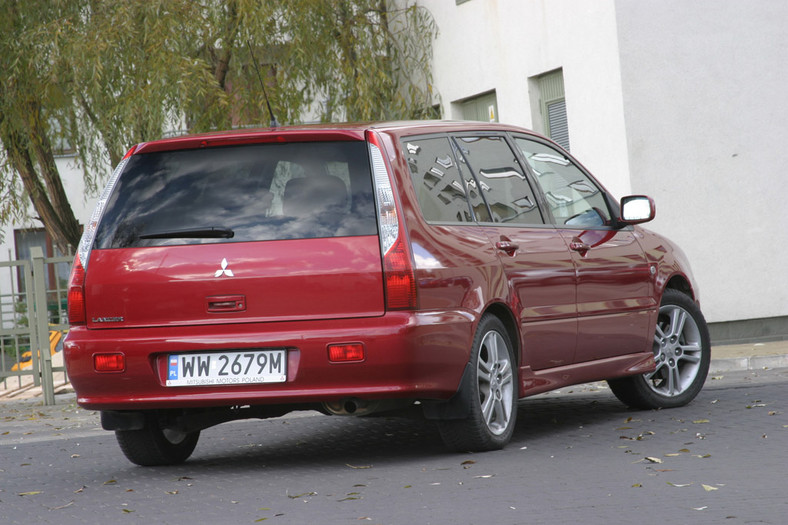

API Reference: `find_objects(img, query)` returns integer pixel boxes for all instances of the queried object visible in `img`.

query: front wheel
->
[609,289,710,409]
[115,413,200,466]
[438,315,518,452]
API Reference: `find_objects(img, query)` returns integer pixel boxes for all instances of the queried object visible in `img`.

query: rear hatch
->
[84,138,384,329]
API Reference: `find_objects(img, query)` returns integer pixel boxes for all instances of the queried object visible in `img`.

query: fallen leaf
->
[474,475,494,479]
[666,482,692,487]
[632,483,642,488]
[103,479,117,485]
[287,492,317,499]
[644,457,663,464]
[665,453,680,457]
[346,464,372,469]
[678,448,691,453]
[461,460,476,466]
[693,419,710,424]
[768,411,777,416]
[121,509,134,514]
[702,484,719,492]
[74,486,86,494]
[18,491,42,496]
[693,506,708,511]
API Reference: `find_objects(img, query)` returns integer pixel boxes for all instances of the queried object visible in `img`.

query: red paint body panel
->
[84,237,384,329]
[65,310,473,410]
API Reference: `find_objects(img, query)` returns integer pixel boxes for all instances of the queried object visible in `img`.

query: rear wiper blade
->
[138,227,235,239]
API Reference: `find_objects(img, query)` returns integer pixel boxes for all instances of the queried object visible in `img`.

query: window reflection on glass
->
[404,137,473,223]
[514,137,610,227]
[454,136,543,225]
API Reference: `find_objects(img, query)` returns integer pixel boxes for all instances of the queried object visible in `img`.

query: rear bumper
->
[64,310,474,411]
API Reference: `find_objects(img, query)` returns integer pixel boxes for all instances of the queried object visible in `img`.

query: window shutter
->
[538,70,570,151]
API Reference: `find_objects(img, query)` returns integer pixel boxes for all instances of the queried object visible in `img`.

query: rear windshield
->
[94,141,377,249]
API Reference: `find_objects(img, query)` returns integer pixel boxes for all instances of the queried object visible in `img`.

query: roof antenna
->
[246,40,279,128]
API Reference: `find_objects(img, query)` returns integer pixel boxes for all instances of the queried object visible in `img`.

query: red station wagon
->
[64,121,710,465]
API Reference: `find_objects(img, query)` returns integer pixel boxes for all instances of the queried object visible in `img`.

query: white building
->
[2,0,786,344]
[416,0,788,343]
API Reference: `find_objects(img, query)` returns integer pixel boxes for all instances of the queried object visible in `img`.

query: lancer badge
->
[215,258,234,277]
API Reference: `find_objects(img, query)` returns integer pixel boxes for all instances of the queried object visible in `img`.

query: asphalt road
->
[1,368,786,525]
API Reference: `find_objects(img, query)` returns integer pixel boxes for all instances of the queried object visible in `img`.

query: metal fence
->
[0,247,72,405]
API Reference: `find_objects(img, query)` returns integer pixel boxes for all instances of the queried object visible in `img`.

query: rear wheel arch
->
[481,302,521,369]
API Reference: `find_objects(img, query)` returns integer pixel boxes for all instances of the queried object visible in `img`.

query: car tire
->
[608,289,710,409]
[115,413,200,466]
[438,315,518,452]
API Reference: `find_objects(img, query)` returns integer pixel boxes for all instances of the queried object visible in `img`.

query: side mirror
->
[619,195,655,225]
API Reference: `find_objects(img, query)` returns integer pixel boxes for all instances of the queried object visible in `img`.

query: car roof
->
[130,121,542,155]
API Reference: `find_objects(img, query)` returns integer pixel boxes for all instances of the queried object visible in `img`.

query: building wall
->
[418,0,788,332]
[614,0,788,324]
[423,0,633,197]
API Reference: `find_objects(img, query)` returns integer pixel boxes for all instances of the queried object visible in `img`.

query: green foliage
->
[0,0,438,251]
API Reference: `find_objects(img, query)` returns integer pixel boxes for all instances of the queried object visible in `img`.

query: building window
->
[13,229,70,292]
[459,91,498,122]
[535,69,570,151]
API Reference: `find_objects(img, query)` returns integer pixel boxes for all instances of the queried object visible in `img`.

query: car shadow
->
[171,390,636,472]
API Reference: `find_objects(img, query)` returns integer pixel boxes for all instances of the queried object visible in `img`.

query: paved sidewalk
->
[2,340,787,403]
[709,339,788,372]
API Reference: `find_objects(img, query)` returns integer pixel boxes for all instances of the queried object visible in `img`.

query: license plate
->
[166,349,286,387]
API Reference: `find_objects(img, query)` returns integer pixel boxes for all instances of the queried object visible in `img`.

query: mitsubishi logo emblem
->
[214,258,234,277]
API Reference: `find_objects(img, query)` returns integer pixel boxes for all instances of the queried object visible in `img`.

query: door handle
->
[569,241,590,254]
[495,241,519,256]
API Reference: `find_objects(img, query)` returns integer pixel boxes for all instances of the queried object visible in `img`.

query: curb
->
[709,354,788,374]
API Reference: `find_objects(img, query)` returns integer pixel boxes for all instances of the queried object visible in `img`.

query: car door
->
[452,134,578,371]
[512,136,655,362]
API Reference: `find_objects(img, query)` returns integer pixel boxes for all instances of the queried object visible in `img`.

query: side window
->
[454,136,544,225]
[514,137,611,227]
[403,137,473,223]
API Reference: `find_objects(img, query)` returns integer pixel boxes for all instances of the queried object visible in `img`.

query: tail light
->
[67,255,86,325]
[367,134,417,310]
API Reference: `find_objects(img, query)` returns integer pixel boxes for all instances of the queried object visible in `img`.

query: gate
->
[0,247,72,405]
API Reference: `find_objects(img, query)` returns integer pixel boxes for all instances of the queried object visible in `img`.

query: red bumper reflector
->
[94,353,125,372]
[328,344,365,363]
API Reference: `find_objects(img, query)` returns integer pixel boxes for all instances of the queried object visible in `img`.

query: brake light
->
[367,135,417,310]
[67,255,86,325]
[383,237,417,309]
[328,343,365,362]
[94,353,125,372]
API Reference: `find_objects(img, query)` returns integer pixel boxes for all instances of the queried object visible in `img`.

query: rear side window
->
[403,137,473,223]
[94,141,377,248]
[454,136,544,225]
